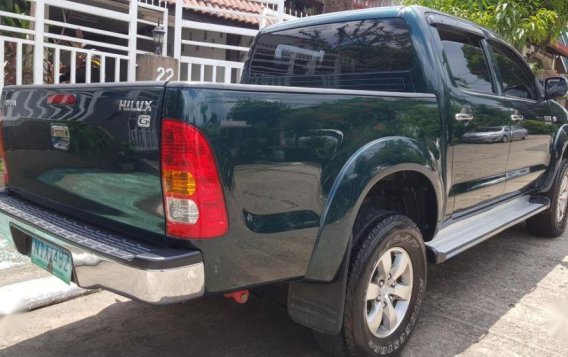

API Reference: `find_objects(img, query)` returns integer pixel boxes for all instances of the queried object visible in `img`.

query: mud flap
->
[287,240,350,335]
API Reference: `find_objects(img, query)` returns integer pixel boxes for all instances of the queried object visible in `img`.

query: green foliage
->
[521,119,557,135]
[405,0,568,50]
[0,0,30,38]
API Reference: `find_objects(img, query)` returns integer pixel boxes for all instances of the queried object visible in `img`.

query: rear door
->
[487,40,553,194]
[432,25,512,214]
[1,84,166,242]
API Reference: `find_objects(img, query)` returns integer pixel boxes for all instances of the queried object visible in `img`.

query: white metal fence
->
[180,56,245,83]
[173,0,306,85]
[1,0,301,92]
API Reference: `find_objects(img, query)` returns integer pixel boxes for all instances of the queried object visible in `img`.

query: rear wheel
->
[527,159,568,237]
[313,211,427,357]
[501,135,509,143]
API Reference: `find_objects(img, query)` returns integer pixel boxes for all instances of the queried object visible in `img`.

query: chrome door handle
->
[455,113,474,121]
[511,114,524,121]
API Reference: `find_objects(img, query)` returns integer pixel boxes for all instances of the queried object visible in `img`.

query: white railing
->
[137,0,169,56]
[1,37,127,88]
[284,6,308,19]
[0,9,35,37]
[175,7,257,83]
[137,0,167,8]
[1,0,306,91]
[43,0,136,81]
[0,37,35,88]
[44,43,129,84]
[180,56,244,84]
[1,0,137,90]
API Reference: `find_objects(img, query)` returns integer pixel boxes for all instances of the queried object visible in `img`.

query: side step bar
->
[427,195,550,264]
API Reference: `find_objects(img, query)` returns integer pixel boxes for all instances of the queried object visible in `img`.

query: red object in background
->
[547,42,568,59]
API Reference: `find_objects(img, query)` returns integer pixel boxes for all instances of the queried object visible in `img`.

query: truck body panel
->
[163,83,441,290]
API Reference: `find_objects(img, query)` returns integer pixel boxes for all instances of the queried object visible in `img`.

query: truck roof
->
[263,6,406,34]
[262,5,499,41]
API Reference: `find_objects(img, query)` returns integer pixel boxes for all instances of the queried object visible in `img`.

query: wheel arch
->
[539,124,568,193]
[304,136,444,282]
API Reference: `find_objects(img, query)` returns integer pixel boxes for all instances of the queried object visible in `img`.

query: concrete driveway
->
[1,223,567,356]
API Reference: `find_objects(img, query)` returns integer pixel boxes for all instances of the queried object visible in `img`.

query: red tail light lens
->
[161,119,228,239]
[47,94,77,105]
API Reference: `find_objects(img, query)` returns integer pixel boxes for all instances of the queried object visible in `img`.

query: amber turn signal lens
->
[164,170,196,196]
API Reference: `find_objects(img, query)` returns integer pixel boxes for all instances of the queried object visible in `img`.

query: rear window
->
[244,18,416,91]
[437,27,495,94]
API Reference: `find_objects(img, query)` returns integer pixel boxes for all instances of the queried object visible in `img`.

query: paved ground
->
[0,264,48,289]
[0,239,28,271]
[1,223,567,356]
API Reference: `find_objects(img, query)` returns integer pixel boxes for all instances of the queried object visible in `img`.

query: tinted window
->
[437,28,495,94]
[490,42,537,100]
[245,18,415,91]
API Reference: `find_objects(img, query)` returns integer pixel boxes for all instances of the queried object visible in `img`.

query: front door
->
[487,40,553,194]
[433,25,511,214]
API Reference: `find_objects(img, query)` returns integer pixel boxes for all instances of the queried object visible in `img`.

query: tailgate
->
[1,83,166,243]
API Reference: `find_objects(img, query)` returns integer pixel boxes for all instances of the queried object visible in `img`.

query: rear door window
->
[437,27,495,94]
[245,18,416,91]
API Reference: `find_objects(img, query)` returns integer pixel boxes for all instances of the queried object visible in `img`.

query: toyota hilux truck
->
[1,6,568,357]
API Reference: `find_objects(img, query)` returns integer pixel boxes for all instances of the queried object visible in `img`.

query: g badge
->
[137,115,151,128]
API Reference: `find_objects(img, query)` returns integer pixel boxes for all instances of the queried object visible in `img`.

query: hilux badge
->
[118,100,152,112]
[50,124,70,151]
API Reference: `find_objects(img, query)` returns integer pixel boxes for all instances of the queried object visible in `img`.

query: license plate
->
[31,238,73,284]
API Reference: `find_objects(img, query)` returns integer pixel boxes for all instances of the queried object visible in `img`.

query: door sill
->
[427,195,550,263]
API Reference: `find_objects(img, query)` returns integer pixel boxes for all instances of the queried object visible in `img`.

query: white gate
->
[1,0,166,91]
[1,0,305,91]
[175,0,303,84]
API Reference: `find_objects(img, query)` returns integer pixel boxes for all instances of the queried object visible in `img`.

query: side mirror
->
[544,76,568,100]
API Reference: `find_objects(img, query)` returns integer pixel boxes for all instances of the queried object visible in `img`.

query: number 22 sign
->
[156,67,174,81]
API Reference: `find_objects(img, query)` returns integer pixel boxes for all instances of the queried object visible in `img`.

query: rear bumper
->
[0,190,204,304]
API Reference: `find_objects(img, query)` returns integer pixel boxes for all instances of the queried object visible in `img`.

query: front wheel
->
[314,211,427,357]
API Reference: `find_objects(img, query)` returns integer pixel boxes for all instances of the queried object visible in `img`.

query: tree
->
[405,0,568,58]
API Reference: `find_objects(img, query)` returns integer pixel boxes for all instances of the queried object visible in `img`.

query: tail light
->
[47,94,77,106]
[161,119,228,239]
[0,115,8,185]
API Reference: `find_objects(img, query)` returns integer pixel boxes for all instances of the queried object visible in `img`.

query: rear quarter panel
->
[165,84,442,292]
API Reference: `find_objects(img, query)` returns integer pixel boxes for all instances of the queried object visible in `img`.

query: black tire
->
[501,135,509,143]
[527,159,568,237]
[313,210,427,357]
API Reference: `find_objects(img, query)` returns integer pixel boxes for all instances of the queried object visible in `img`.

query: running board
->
[426,195,550,264]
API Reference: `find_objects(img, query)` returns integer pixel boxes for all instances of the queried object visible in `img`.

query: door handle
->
[455,113,474,121]
[511,114,524,121]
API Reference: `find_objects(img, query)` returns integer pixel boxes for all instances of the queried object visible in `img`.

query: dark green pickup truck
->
[1,6,568,356]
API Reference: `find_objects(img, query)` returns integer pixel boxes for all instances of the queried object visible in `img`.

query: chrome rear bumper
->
[0,191,204,304]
